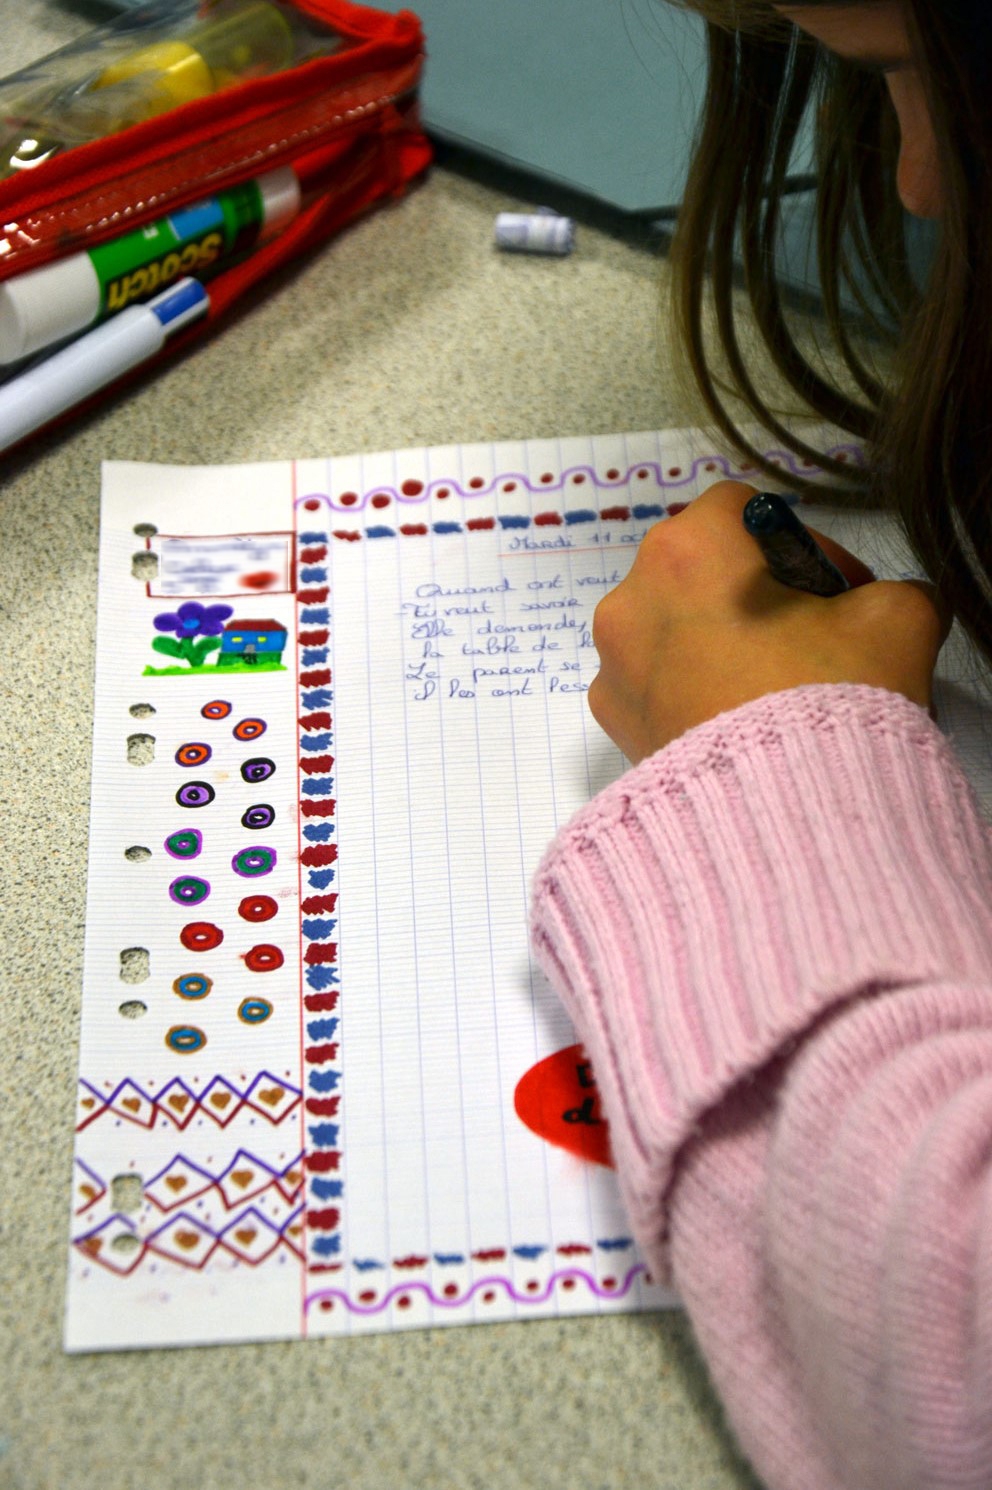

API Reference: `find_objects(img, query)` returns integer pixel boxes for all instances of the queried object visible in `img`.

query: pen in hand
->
[742,490,851,597]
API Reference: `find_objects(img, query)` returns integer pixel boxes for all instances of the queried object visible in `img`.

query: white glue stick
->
[0,167,299,364]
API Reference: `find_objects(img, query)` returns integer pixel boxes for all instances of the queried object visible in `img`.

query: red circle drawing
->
[239,894,278,923]
[201,700,232,720]
[180,921,224,952]
[233,717,267,742]
[243,943,284,972]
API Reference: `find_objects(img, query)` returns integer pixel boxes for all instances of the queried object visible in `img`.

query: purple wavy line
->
[295,446,864,513]
[305,1263,647,1315]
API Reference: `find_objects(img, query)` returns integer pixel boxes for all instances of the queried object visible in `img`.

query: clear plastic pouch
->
[0,0,430,441]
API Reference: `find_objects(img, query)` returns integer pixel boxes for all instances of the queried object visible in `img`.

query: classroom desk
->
[2,6,765,1488]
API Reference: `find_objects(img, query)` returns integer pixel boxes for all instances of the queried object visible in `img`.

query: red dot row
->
[316,1274,618,1311]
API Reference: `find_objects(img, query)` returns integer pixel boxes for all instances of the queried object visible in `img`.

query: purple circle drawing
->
[241,803,275,831]
[176,781,215,809]
[240,757,275,784]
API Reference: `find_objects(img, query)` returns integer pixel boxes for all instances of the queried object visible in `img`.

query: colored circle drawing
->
[175,741,212,767]
[233,717,267,741]
[172,973,213,1000]
[232,845,277,878]
[239,894,278,923]
[238,997,273,1025]
[243,943,284,973]
[165,828,203,859]
[201,700,232,720]
[166,1024,207,1054]
[176,781,215,809]
[169,875,211,907]
[179,921,224,952]
[240,756,275,784]
[241,803,275,831]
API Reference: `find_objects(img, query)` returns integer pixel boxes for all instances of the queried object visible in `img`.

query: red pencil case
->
[0,0,430,425]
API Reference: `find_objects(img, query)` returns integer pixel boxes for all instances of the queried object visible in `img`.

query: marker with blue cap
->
[0,276,209,454]
[742,490,851,597]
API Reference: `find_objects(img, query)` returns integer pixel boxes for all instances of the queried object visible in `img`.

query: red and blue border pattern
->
[294,524,343,1271]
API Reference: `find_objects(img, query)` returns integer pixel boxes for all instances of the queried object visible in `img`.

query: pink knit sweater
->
[530,685,992,1490]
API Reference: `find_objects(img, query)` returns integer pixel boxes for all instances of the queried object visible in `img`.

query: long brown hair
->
[669,0,992,659]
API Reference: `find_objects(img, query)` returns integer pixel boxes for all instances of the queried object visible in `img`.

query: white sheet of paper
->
[66,427,992,1351]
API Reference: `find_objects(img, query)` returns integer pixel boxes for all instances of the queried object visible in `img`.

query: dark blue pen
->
[742,490,850,597]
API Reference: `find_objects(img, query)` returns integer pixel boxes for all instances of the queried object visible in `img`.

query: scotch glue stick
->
[0,166,300,364]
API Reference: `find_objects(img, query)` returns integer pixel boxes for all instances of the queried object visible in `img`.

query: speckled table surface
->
[2,6,763,1489]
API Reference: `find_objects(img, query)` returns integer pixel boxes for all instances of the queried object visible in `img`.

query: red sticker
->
[513,1043,612,1168]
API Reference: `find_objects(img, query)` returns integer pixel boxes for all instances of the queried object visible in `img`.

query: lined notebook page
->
[67,427,991,1351]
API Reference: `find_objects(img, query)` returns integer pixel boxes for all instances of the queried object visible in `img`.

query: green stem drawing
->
[151,635,222,668]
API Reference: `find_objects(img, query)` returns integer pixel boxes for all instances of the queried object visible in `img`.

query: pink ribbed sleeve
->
[529,685,992,1490]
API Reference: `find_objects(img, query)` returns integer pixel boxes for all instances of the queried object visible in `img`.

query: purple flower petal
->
[153,612,181,632]
[199,603,235,637]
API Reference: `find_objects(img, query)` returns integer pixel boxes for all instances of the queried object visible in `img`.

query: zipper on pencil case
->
[0,53,424,280]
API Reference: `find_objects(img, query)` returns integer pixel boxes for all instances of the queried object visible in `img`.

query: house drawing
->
[217,619,288,666]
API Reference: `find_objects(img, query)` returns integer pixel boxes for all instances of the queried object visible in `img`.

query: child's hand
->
[588,481,947,763]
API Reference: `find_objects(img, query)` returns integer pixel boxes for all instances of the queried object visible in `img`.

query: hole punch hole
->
[133,523,157,538]
[119,948,150,984]
[110,1173,144,1213]
[129,703,156,719]
[110,1233,141,1256]
[124,845,151,862]
[131,551,159,582]
[118,1000,147,1019]
[127,733,155,766]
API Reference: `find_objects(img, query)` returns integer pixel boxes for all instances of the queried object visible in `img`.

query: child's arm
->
[531,683,992,1490]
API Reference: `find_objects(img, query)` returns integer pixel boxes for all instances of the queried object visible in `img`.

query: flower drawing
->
[151,602,234,668]
[154,602,234,638]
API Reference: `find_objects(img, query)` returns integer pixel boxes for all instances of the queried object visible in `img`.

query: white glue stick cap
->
[258,166,302,239]
[0,252,100,365]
